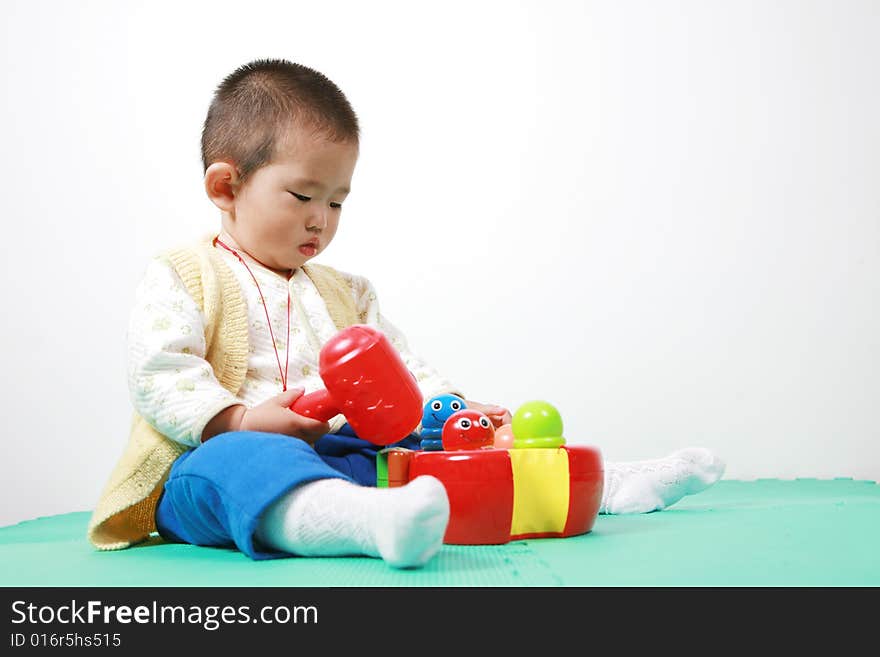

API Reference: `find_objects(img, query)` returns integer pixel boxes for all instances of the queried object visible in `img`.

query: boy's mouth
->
[299,240,319,257]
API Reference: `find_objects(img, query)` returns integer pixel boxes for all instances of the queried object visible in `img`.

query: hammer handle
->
[290,389,339,422]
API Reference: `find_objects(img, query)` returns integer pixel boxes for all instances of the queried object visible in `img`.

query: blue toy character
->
[420,394,467,451]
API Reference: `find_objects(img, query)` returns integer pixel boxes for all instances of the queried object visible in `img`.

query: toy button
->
[511,400,566,449]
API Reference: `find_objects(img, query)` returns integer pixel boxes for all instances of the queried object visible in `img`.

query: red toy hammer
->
[289,325,423,445]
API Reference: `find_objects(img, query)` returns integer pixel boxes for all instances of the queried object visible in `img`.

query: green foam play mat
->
[2,479,878,586]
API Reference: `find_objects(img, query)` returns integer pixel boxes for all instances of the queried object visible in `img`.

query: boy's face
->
[211,123,359,273]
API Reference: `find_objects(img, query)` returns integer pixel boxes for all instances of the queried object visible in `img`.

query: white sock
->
[254,475,450,569]
[600,447,726,514]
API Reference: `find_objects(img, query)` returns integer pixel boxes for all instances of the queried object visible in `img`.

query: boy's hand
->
[463,400,512,428]
[241,388,332,444]
[203,388,331,445]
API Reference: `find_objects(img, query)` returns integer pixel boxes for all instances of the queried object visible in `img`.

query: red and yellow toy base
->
[378,446,604,545]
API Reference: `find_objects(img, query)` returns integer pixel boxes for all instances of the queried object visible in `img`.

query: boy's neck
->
[215,230,294,280]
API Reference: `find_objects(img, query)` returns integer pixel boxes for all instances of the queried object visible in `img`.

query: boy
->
[88,59,724,569]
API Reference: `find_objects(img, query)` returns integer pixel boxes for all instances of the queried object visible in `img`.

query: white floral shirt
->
[127,246,461,447]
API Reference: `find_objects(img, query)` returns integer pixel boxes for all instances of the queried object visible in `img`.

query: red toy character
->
[441,409,495,451]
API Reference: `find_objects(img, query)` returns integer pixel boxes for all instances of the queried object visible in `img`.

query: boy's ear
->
[204,161,240,212]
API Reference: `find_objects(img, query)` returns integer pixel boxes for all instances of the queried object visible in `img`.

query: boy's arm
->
[127,257,244,447]
[201,403,246,440]
[129,259,333,445]
[201,388,331,445]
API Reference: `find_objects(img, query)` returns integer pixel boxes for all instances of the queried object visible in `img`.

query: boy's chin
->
[261,256,303,274]
[283,261,305,273]
[286,255,314,271]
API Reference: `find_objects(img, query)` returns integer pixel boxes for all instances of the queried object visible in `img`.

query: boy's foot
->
[256,475,449,569]
[600,447,725,514]
[369,475,450,567]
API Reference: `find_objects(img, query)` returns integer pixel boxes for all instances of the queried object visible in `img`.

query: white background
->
[1,0,877,527]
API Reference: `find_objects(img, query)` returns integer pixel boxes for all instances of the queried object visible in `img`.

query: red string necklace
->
[213,235,291,392]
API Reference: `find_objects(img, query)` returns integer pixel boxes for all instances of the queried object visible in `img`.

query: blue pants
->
[155,425,420,560]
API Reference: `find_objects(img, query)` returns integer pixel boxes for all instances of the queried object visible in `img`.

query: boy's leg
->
[155,431,448,568]
[600,447,726,514]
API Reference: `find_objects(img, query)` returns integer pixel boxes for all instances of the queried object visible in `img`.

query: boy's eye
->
[291,192,342,209]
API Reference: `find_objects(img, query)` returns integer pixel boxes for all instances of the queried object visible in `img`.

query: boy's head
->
[201,59,359,273]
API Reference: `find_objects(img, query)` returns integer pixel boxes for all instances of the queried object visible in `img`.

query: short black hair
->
[200,58,359,184]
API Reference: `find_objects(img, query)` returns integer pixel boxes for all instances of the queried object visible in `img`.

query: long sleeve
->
[347,274,464,403]
[126,257,243,447]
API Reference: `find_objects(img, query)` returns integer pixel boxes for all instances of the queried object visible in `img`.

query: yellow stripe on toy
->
[509,448,570,536]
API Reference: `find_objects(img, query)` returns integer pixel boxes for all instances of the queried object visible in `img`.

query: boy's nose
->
[307,210,328,231]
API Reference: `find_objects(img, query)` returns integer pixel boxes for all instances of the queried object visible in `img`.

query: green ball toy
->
[511,400,566,449]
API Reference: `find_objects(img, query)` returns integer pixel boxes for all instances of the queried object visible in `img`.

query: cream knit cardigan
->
[87,238,361,550]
